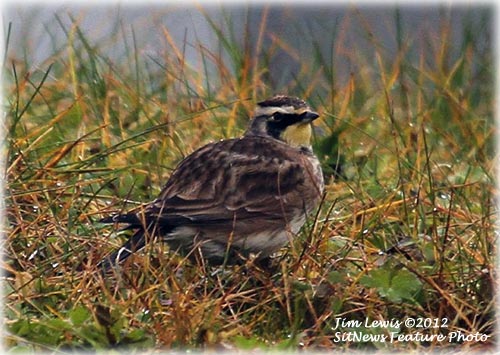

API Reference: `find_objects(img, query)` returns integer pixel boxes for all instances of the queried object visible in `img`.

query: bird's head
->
[246,95,320,148]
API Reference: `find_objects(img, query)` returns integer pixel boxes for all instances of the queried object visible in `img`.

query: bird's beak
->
[301,111,320,123]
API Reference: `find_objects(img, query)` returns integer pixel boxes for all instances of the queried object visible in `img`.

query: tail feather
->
[99,213,142,225]
[98,211,182,272]
[98,228,148,271]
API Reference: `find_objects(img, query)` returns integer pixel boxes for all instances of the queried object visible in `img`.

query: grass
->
[4,5,496,353]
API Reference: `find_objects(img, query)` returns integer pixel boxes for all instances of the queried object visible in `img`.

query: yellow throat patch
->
[281,123,312,148]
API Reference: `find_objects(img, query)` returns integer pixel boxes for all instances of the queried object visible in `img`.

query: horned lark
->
[99,95,324,269]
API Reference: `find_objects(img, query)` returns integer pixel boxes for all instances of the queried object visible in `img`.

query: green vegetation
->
[4,6,495,352]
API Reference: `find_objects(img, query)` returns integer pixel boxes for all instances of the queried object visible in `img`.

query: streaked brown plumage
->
[99,95,324,269]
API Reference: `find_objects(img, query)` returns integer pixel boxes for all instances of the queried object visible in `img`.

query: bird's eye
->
[271,113,284,122]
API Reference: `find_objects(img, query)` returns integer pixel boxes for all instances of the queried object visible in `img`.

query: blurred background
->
[4,4,491,88]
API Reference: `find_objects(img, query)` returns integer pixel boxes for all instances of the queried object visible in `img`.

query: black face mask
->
[266,112,315,140]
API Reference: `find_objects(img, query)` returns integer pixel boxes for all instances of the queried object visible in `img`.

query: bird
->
[99,95,324,270]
